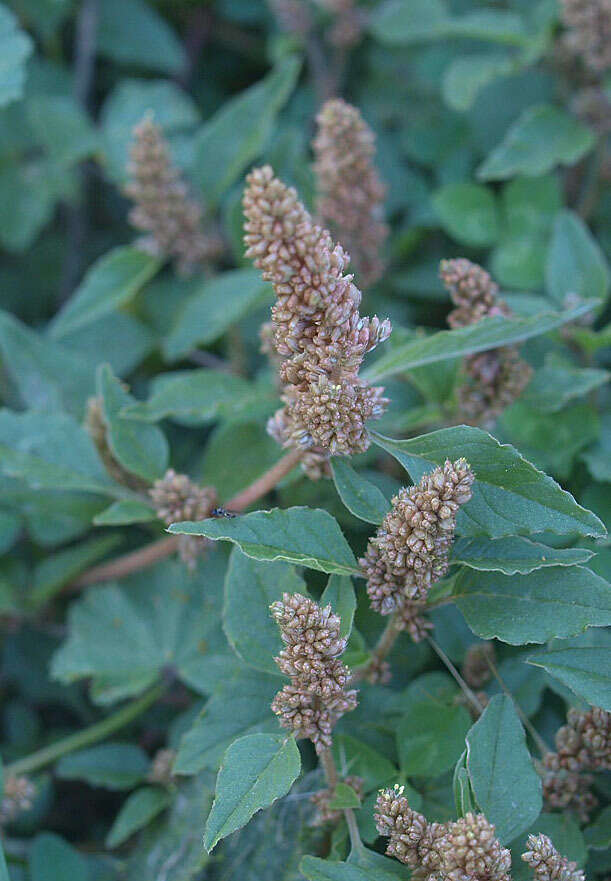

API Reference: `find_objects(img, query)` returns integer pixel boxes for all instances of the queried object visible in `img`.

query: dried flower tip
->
[125,115,223,274]
[0,775,36,825]
[440,258,506,328]
[463,642,496,688]
[310,775,364,825]
[149,469,217,569]
[147,748,176,786]
[314,98,387,285]
[362,459,474,621]
[522,833,585,881]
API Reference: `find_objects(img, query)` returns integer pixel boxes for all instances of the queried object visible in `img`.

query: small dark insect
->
[211,507,238,518]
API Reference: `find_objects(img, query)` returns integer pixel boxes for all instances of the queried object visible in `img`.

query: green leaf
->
[192,56,300,204]
[97,364,169,482]
[0,4,33,108]
[106,786,171,848]
[302,855,407,881]
[170,507,359,575]
[369,0,451,44]
[0,409,122,498]
[372,427,605,539]
[363,301,594,382]
[453,751,477,817]
[223,549,305,674]
[31,534,123,607]
[331,459,389,525]
[50,247,161,339]
[477,105,595,180]
[321,574,356,639]
[331,734,396,791]
[200,421,284,499]
[93,498,156,526]
[327,782,361,810]
[443,53,514,111]
[0,309,96,417]
[60,311,155,378]
[164,269,272,361]
[56,742,150,790]
[398,699,471,776]
[122,369,256,424]
[452,536,593,575]
[97,0,186,74]
[29,833,89,881]
[466,695,542,842]
[432,182,499,247]
[453,566,611,644]
[26,95,98,168]
[527,647,611,711]
[522,355,609,414]
[584,805,611,850]
[546,210,610,306]
[100,78,200,184]
[174,669,280,774]
[51,554,228,703]
[204,732,301,852]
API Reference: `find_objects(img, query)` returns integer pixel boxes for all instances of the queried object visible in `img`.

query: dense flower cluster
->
[560,0,611,74]
[522,834,585,881]
[375,786,511,881]
[310,774,364,825]
[0,776,36,825]
[243,165,391,472]
[149,469,217,569]
[86,396,147,492]
[313,98,387,286]
[270,593,357,753]
[125,116,223,275]
[540,706,610,822]
[361,459,474,640]
[440,259,532,425]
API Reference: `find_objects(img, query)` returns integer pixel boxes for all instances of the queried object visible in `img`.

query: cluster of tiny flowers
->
[375,786,512,881]
[243,165,391,469]
[360,460,474,640]
[125,116,223,275]
[462,642,495,689]
[147,748,176,786]
[522,834,585,881]
[0,775,36,825]
[310,775,364,825]
[572,86,611,135]
[86,397,147,492]
[440,259,532,425]
[559,0,611,74]
[270,593,357,753]
[540,706,610,822]
[149,469,217,569]
[313,98,387,286]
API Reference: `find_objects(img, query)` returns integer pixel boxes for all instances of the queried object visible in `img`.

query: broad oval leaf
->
[50,247,161,339]
[0,4,33,108]
[453,566,611,645]
[331,458,389,524]
[452,536,593,575]
[546,210,610,306]
[56,743,150,790]
[372,427,605,539]
[203,732,301,852]
[30,833,88,881]
[432,182,499,247]
[302,855,408,881]
[169,507,359,575]
[369,0,450,44]
[223,549,305,674]
[363,301,594,382]
[321,574,356,639]
[466,695,542,842]
[527,647,611,711]
[477,105,594,181]
[106,786,171,848]
[164,269,272,361]
[97,0,186,74]
[93,498,156,526]
[398,700,471,776]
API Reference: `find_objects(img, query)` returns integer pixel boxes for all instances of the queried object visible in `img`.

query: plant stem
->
[69,449,303,590]
[319,748,363,854]
[426,636,484,716]
[353,613,401,683]
[6,682,165,777]
[484,655,550,757]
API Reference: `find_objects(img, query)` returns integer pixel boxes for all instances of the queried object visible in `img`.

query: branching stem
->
[484,654,550,757]
[426,636,484,715]
[353,612,401,683]
[319,748,363,854]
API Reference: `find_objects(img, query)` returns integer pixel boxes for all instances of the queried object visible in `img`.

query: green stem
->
[6,682,165,777]
[485,655,549,757]
[427,636,484,716]
[319,748,364,854]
